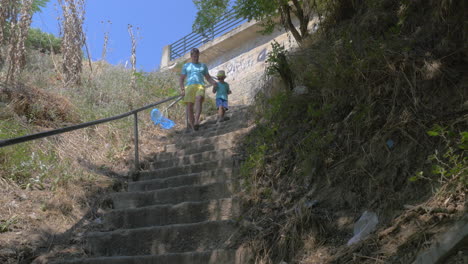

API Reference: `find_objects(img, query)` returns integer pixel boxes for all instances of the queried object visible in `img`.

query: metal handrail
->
[169,9,246,60]
[0,95,182,176]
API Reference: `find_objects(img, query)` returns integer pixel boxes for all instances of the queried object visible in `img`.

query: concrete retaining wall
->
[160,18,318,105]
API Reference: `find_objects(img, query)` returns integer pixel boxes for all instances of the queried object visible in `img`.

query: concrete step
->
[168,117,246,140]
[151,141,236,161]
[85,220,237,257]
[186,122,250,139]
[58,249,250,264]
[130,168,238,192]
[194,116,249,132]
[165,106,251,138]
[151,149,234,170]
[139,158,238,180]
[203,105,250,122]
[111,182,237,209]
[190,107,251,130]
[104,198,241,229]
[163,125,254,152]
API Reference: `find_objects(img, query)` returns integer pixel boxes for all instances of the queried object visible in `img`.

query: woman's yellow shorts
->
[183,84,205,104]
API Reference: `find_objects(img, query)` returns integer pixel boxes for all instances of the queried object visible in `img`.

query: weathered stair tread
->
[104,197,241,229]
[139,158,238,179]
[85,220,237,257]
[151,149,235,169]
[111,182,237,209]
[152,140,237,160]
[186,123,250,139]
[165,124,253,147]
[166,136,237,151]
[129,168,238,192]
[57,249,248,264]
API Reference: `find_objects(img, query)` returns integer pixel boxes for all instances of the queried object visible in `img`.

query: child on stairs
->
[212,70,231,124]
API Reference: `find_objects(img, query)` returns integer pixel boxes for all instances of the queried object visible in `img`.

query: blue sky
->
[32,0,199,72]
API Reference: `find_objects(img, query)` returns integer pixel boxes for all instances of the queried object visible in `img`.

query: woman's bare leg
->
[194,95,204,125]
[186,102,195,130]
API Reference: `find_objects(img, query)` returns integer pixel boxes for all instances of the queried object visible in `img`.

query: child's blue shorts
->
[216,98,228,109]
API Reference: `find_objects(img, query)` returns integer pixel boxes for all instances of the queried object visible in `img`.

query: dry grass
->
[100,20,111,61]
[127,24,138,90]
[4,0,33,84]
[1,82,79,126]
[59,0,85,85]
[0,0,13,46]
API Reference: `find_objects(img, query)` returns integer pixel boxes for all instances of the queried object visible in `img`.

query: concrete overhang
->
[161,20,263,72]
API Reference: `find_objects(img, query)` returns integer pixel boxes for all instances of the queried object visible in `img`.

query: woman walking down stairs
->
[58,106,253,264]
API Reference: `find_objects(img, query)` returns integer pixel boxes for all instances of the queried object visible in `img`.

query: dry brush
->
[59,0,85,85]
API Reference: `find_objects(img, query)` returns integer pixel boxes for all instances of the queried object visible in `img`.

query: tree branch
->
[291,0,310,39]
[291,0,304,21]
[280,4,302,43]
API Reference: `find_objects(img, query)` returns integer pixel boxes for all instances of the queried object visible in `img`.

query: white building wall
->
[161,17,319,106]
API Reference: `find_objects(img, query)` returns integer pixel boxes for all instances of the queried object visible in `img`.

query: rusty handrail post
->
[133,112,140,176]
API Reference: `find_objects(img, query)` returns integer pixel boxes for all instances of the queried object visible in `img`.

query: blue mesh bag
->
[151,108,175,129]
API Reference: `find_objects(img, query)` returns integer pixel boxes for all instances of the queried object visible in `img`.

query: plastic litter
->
[151,108,175,129]
[347,211,379,246]
[304,200,319,208]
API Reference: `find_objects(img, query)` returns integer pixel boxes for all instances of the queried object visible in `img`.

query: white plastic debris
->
[347,211,379,246]
[292,85,309,95]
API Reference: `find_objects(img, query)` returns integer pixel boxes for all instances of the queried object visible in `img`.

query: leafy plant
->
[32,0,50,13]
[410,126,467,187]
[0,117,60,188]
[0,216,18,233]
[265,41,294,90]
[192,0,315,43]
[26,28,61,53]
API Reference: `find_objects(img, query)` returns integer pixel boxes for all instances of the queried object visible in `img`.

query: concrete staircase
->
[60,106,252,264]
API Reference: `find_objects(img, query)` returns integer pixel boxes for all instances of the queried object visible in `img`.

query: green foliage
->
[241,143,267,182]
[32,0,50,13]
[0,119,32,169]
[460,132,468,150]
[410,126,467,187]
[0,216,17,233]
[192,0,230,34]
[1,0,49,17]
[66,67,181,122]
[233,0,286,34]
[265,41,294,89]
[26,28,61,53]
[426,124,445,137]
[241,90,333,189]
[265,41,287,76]
[192,0,312,42]
[0,119,57,188]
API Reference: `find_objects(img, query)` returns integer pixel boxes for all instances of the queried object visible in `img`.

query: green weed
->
[26,28,62,54]
[265,41,294,90]
[0,216,18,233]
[410,126,467,187]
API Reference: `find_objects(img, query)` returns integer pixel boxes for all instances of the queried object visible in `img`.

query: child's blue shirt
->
[216,82,230,100]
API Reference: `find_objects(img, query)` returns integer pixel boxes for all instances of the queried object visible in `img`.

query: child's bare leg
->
[194,95,204,125]
[218,106,223,119]
[186,103,195,130]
